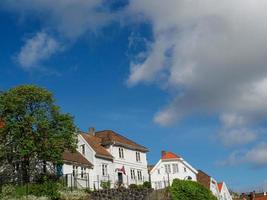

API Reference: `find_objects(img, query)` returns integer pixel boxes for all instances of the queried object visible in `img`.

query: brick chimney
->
[161,150,166,158]
[88,127,95,135]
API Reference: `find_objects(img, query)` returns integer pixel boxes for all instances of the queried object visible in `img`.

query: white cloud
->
[17,32,60,69]
[2,0,114,39]
[219,143,267,167]
[126,0,267,146]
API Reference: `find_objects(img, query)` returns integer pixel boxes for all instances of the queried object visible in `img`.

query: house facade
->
[197,170,221,199]
[218,182,233,200]
[62,128,149,189]
[149,151,198,190]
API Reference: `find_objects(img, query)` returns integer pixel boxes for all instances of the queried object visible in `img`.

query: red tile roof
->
[80,133,113,161]
[63,150,93,168]
[161,151,180,160]
[95,130,148,152]
[217,182,223,192]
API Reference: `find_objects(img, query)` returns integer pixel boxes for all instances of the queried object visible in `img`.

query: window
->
[184,167,187,172]
[130,169,136,180]
[81,144,85,155]
[102,164,108,176]
[119,147,124,159]
[137,170,142,181]
[157,169,160,174]
[164,164,171,174]
[172,164,179,174]
[81,167,86,178]
[136,152,141,162]
[72,165,78,176]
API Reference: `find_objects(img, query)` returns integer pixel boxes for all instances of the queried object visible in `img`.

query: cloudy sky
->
[1,0,267,191]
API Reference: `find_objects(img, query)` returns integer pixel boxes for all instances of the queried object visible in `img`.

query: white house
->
[62,128,149,189]
[149,151,198,190]
[197,170,221,199]
[61,150,93,188]
[218,182,233,200]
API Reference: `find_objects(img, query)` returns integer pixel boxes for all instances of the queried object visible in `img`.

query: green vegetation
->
[0,183,89,200]
[0,85,77,184]
[100,180,111,189]
[171,179,217,200]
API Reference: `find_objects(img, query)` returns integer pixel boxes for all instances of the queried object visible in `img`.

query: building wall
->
[220,183,233,200]
[210,177,221,200]
[62,134,149,189]
[108,145,149,186]
[150,159,197,190]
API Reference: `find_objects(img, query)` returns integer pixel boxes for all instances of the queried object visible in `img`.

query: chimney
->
[88,127,95,135]
[161,150,166,158]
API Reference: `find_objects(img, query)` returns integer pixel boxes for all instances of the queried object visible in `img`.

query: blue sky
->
[1,0,267,192]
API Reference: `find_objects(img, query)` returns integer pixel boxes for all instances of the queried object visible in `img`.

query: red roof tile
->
[95,130,148,152]
[161,151,180,160]
[63,150,93,168]
[217,182,223,192]
[80,133,113,160]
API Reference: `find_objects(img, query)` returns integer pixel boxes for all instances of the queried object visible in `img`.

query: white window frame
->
[136,152,141,162]
[172,163,179,174]
[119,147,124,159]
[73,165,78,177]
[130,169,136,180]
[81,144,85,155]
[165,164,171,174]
[137,170,142,181]
[102,164,108,176]
[81,167,86,178]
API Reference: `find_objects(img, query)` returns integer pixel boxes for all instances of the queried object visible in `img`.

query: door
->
[118,172,123,184]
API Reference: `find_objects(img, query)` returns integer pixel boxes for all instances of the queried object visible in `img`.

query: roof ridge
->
[96,130,148,150]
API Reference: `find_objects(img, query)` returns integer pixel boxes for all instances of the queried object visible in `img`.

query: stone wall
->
[90,188,153,200]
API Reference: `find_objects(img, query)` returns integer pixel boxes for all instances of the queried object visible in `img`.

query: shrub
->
[59,190,89,200]
[27,181,61,200]
[100,181,111,189]
[1,184,16,197]
[143,181,152,189]
[129,184,138,189]
[171,179,217,200]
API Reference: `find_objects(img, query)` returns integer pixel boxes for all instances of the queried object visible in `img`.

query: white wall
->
[220,183,233,200]
[108,145,149,186]
[150,159,197,190]
[210,178,221,200]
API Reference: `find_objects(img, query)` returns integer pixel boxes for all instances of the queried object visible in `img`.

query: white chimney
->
[88,127,95,135]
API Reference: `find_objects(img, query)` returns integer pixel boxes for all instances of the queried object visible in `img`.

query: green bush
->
[171,179,217,200]
[100,181,111,189]
[27,181,61,200]
[143,181,152,189]
[1,184,16,199]
[59,190,89,200]
[129,184,138,189]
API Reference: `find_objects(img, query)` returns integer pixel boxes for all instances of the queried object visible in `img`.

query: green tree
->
[171,179,218,200]
[0,85,77,184]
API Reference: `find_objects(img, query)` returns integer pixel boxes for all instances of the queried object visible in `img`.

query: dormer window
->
[119,147,124,159]
[136,152,141,162]
[81,144,85,155]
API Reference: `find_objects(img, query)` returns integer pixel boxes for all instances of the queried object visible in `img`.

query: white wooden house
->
[62,128,149,189]
[218,182,233,200]
[149,151,198,189]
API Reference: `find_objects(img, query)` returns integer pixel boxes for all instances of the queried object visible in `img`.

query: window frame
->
[102,164,108,176]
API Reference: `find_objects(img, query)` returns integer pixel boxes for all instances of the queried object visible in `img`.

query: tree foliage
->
[0,85,77,184]
[171,179,218,200]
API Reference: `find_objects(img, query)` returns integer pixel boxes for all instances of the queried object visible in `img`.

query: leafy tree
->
[171,179,218,200]
[0,85,77,184]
